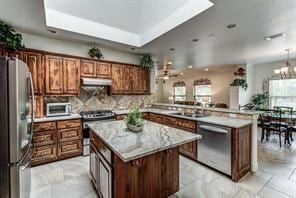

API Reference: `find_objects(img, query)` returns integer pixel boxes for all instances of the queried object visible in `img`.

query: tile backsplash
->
[44,87,155,113]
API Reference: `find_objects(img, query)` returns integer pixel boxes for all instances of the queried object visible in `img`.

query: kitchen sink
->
[169,112,208,118]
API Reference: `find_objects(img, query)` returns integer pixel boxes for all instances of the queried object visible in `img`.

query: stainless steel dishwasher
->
[197,122,231,175]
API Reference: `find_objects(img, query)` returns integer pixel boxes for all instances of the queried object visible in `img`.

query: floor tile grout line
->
[256,175,274,195]
[288,167,296,180]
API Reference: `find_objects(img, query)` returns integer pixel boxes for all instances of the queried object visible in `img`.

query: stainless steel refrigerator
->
[0,57,35,198]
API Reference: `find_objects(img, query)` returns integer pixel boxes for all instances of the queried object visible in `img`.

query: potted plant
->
[88,47,104,59]
[124,107,144,133]
[230,79,248,90]
[0,20,25,52]
[250,92,268,110]
[140,54,153,71]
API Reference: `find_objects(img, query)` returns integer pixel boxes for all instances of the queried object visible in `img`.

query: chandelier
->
[273,49,296,79]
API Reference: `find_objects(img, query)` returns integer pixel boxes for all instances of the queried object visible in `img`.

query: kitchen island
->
[88,120,201,198]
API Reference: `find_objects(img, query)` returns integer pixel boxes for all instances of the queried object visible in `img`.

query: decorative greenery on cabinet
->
[0,20,24,52]
[230,79,248,90]
[88,47,104,59]
[140,54,153,71]
[250,92,268,110]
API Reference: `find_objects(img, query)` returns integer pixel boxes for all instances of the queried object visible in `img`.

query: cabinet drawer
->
[167,116,196,132]
[90,132,98,149]
[57,119,81,129]
[32,144,57,165]
[97,138,112,164]
[34,122,56,132]
[33,130,57,147]
[58,127,82,143]
[141,112,149,120]
[58,140,82,158]
[154,114,166,125]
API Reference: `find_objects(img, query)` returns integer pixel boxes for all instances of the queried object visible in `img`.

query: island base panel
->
[113,147,179,198]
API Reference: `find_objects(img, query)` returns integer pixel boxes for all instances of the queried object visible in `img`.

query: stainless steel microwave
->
[46,103,72,117]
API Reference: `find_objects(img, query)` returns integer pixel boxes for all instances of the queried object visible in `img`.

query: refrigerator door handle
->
[20,144,35,170]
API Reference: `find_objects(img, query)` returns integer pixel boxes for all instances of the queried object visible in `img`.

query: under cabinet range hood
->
[81,77,112,86]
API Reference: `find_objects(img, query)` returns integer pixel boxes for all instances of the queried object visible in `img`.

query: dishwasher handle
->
[199,125,229,134]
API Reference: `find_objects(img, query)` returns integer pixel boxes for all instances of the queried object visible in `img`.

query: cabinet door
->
[132,67,141,93]
[141,69,149,93]
[63,57,80,95]
[90,145,97,185]
[24,51,44,94]
[96,153,112,198]
[111,64,122,94]
[180,141,197,161]
[31,144,58,166]
[122,65,133,94]
[96,62,111,78]
[81,59,96,77]
[45,55,63,94]
[34,95,44,118]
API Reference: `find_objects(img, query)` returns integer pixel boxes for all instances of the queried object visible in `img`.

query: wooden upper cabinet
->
[111,64,122,94]
[96,62,111,78]
[132,67,141,93]
[24,51,44,94]
[141,69,149,93]
[4,50,24,61]
[63,58,80,95]
[45,55,64,94]
[121,65,133,93]
[80,59,96,77]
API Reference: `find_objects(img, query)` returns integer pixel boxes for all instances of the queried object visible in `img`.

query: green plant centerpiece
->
[140,54,153,71]
[124,107,144,133]
[88,47,103,59]
[0,20,25,52]
[230,78,248,90]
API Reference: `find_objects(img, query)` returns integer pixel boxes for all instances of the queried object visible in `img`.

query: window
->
[269,79,296,109]
[173,81,186,101]
[193,78,212,103]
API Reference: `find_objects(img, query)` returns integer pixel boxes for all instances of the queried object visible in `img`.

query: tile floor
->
[31,130,296,198]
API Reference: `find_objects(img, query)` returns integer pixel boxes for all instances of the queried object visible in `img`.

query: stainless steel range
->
[80,110,116,156]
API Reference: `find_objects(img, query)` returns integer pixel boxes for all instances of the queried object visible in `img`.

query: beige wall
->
[157,68,236,105]
[21,32,140,65]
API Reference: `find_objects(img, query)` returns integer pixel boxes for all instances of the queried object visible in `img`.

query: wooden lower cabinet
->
[33,130,57,147]
[58,140,82,158]
[90,131,179,198]
[31,144,58,166]
[231,126,251,182]
[115,114,126,120]
[32,119,83,166]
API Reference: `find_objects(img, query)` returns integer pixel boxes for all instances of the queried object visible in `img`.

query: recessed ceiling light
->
[204,68,209,71]
[170,48,175,51]
[130,47,136,50]
[208,33,215,37]
[227,24,237,29]
[188,65,193,69]
[163,76,169,80]
[46,29,56,34]
[263,32,286,41]
[167,61,172,65]
[192,38,199,42]
[180,72,184,75]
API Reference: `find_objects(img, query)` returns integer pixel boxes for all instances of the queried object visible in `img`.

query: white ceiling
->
[0,0,296,73]
[44,0,213,46]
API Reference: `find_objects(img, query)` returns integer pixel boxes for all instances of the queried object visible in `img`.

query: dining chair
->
[259,109,289,147]
[273,106,293,142]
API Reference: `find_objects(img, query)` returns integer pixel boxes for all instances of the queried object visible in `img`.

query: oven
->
[80,110,116,156]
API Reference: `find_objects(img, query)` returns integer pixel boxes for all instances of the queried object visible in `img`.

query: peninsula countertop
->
[88,120,201,162]
[114,108,252,128]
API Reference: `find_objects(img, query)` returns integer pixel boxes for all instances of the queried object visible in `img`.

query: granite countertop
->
[88,120,201,162]
[34,113,82,123]
[152,103,259,115]
[114,108,252,128]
